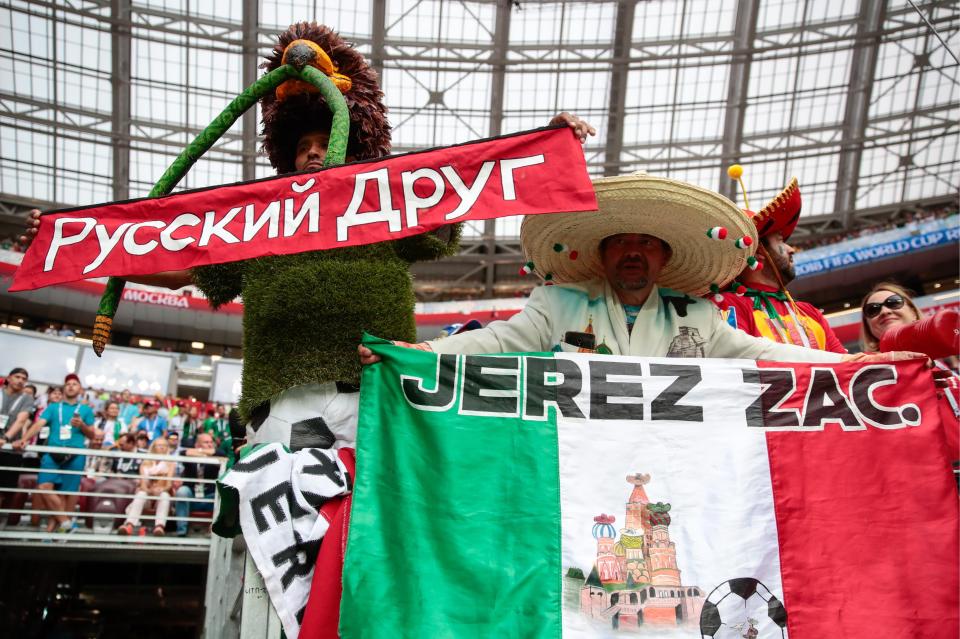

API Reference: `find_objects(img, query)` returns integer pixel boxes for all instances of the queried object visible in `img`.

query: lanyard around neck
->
[3,392,24,417]
[58,402,79,430]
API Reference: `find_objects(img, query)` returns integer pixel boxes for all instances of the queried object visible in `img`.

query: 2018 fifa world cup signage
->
[11,127,596,291]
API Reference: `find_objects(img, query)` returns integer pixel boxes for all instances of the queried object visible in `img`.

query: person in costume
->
[360,172,919,364]
[713,167,846,353]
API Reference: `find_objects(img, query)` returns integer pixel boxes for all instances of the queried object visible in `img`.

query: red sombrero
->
[744,177,801,241]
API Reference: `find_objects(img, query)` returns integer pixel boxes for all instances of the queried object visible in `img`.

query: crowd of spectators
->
[0,236,23,253]
[0,369,241,537]
[791,205,957,251]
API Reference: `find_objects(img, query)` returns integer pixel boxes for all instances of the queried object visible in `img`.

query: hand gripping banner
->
[340,341,958,639]
[11,127,595,292]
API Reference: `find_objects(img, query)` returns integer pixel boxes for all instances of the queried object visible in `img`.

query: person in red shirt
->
[713,173,846,354]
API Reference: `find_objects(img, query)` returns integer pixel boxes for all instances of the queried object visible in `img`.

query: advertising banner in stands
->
[11,127,596,291]
[796,220,960,277]
[333,344,957,639]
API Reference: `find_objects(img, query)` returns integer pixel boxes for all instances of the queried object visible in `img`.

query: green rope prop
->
[92,63,349,355]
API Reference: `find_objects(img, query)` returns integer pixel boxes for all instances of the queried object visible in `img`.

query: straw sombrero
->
[520,172,759,297]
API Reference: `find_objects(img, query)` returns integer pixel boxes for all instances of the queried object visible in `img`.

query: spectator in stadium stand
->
[180,404,201,441]
[14,373,97,533]
[167,432,183,468]
[43,385,62,410]
[0,367,35,514]
[113,433,143,476]
[174,432,227,536]
[22,384,39,431]
[88,432,140,532]
[118,436,175,536]
[160,393,179,421]
[134,430,149,452]
[713,169,846,353]
[21,386,62,474]
[86,388,107,414]
[202,404,230,445]
[859,282,960,482]
[0,367,35,445]
[83,429,113,477]
[860,282,960,387]
[117,389,141,425]
[96,401,127,448]
[166,400,185,437]
[132,400,167,441]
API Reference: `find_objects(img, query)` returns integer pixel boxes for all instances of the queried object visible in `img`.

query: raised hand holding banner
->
[11,127,596,293]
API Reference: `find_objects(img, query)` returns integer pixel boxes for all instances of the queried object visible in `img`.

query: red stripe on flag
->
[761,359,958,638]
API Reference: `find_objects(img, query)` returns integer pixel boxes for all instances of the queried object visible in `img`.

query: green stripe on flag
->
[341,339,561,638]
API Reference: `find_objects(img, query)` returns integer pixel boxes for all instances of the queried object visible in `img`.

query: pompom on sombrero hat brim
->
[520,172,758,297]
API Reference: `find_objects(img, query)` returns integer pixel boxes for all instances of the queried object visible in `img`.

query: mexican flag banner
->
[341,341,958,638]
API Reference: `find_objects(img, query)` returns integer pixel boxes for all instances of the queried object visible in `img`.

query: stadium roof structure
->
[0,0,957,300]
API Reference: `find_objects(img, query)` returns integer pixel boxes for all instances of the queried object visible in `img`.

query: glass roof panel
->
[0,0,953,247]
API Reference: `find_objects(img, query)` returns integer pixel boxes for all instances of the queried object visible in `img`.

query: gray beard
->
[616,276,649,290]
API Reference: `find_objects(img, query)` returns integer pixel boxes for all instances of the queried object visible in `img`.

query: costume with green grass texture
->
[93,23,459,419]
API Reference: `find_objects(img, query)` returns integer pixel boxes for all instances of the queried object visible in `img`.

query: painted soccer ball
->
[699,578,787,638]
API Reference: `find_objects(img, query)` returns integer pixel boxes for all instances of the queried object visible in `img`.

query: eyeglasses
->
[863,294,905,319]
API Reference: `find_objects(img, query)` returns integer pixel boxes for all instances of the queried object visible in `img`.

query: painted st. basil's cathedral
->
[565,473,706,632]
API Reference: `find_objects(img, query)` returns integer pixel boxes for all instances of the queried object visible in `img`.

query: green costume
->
[191,23,459,420]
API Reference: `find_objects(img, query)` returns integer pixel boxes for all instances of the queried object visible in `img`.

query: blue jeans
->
[174,484,214,534]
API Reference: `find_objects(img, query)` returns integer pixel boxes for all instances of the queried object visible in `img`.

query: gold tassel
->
[92,315,112,357]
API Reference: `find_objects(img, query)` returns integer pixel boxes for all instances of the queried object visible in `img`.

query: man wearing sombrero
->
[360,172,911,364]
[714,171,846,353]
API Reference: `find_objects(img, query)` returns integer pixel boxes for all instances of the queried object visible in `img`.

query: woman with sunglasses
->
[861,283,959,487]
[860,282,959,360]
[860,283,923,352]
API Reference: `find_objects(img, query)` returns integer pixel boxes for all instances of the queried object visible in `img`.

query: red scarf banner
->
[11,127,596,292]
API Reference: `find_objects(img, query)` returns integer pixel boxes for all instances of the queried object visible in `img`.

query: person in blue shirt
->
[117,389,141,425]
[132,400,167,441]
[173,432,227,536]
[15,373,96,533]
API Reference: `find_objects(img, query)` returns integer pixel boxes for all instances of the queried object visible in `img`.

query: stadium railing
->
[0,444,225,554]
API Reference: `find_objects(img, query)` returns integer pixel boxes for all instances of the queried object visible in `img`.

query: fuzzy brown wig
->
[260,22,391,173]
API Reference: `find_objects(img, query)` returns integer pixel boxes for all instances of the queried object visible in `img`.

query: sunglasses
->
[863,294,904,319]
